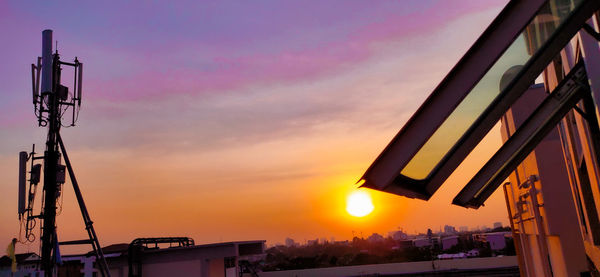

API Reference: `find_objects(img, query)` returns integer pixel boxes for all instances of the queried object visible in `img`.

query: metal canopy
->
[360,0,600,201]
[454,62,589,208]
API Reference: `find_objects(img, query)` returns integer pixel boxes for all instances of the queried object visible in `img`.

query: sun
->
[346,190,374,217]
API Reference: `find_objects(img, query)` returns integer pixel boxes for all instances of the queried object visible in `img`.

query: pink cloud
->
[84,0,507,103]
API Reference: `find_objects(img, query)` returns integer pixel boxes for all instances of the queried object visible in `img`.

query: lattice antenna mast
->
[19,29,111,277]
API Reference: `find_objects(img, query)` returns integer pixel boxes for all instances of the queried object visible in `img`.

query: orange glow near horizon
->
[0,2,515,252]
[346,190,374,217]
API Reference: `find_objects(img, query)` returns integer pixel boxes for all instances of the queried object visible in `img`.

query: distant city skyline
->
[1,0,509,254]
[273,221,507,247]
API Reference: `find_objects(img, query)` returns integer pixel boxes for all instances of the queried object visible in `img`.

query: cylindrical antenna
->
[41,29,53,94]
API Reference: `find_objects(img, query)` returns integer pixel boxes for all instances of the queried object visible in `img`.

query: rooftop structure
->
[0,253,41,276]
[65,239,264,277]
[1,240,265,277]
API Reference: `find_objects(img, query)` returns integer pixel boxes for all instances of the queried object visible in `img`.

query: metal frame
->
[128,237,195,277]
[361,0,600,200]
[57,134,111,276]
[360,0,546,199]
[454,62,589,207]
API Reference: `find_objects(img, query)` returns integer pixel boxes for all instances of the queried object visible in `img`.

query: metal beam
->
[453,62,589,208]
[59,239,93,245]
[58,134,111,277]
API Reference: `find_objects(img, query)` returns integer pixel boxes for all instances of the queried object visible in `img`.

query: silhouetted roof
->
[0,253,40,267]
[97,243,130,254]
[83,240,266,257]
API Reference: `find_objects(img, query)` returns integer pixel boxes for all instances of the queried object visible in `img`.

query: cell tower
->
[18,30,111,277]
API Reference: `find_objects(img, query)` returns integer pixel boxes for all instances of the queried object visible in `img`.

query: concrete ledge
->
[258,256,518,277]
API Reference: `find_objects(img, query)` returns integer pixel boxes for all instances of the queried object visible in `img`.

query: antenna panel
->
[31,164,41,184]
[41,30,53,94]
[77,62,83,105]
[18,151,27,217]
[31,64,37,104]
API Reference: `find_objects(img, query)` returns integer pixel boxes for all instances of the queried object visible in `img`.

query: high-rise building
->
[367,233,385,243]
[443,225,457,234]
[389,230,408,240]
[285,238,296,247]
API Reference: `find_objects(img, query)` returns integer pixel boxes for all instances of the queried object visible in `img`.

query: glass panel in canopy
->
[400,0,583,180]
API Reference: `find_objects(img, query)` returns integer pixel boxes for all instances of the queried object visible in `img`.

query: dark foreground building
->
[1,240,264,277]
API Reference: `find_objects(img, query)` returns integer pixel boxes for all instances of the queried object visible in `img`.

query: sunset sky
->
[0,0,511,253]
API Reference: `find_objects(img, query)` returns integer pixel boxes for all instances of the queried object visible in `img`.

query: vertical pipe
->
[41,35,60,277]
[513,169,537,277]
[42,137,58,277]
[507,180,536,277]
[41,30,53,94]
[528,183,553,276]
[503,183,523,275]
